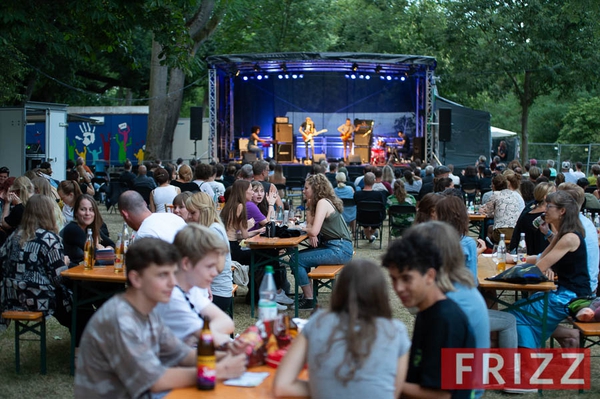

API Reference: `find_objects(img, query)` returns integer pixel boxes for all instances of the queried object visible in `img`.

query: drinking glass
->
[491,245,499,265]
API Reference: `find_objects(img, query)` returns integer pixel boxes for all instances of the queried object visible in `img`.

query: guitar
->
[301,129,328,143]
[340,129,353,141]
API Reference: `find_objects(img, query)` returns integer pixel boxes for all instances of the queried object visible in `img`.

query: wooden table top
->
[61,264,127,283]
[245,233,307,249]
[468,213,487,221]
[166,366,308,399]
[477,255,556,291]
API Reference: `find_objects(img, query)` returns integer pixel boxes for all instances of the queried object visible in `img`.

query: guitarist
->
[299,117,317,162]
[337,118,354,162]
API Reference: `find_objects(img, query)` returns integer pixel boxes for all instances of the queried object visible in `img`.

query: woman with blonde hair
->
[171,164,199,193]
[185,192,234,313]
[0,195,73,334]
[32,176,65,230]
[333,172,356,233]
[292,174,353,309]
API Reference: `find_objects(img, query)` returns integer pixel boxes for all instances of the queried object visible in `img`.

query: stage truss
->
[207,52,438,163]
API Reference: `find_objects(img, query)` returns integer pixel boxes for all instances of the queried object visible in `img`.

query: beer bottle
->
[497,234,507,272]
[197,316,216,390]
[114,233,123,273]
[83,228,95,270]
[121,222,130,270]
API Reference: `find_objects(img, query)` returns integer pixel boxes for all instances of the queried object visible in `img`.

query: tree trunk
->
[146,39,168,162]
[519,71,532,162]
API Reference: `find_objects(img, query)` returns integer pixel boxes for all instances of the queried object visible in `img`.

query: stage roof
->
[207,52,437,75]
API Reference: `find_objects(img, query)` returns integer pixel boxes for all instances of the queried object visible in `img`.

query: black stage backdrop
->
[234,72,418,160]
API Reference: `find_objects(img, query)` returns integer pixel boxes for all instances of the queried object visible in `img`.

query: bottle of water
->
[497,234,507,272]
[276,206,284,225]
[517,232,527,264]
[258,266,278,321]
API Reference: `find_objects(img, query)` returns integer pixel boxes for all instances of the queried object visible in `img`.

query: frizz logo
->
[441,349,590,390]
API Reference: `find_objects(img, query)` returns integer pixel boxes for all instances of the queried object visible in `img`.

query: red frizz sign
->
[441,348,590,390]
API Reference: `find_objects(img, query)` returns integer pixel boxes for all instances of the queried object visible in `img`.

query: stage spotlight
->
[380,76,385,80]
[386,76,392,81]
[257,75,263,80]
[400,76,406,82]
[352,63,358,72]
[243,76,248,81]
[299,74,304,78]
[365,75,371,80]
[351,74,356,79]
[375,65,382,74]
[359,74,364,79]
[278,74,283,79]
[292,74,298,79]
[264,75,269,79]
[285,74,289,79]
[345,74,350,78]
[253,63,260,72]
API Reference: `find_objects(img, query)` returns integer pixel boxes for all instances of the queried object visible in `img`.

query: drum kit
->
[371,137,388,165]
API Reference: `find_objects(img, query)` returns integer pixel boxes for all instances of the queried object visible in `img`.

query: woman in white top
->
[185,192,234,314]
[149,167,180,213]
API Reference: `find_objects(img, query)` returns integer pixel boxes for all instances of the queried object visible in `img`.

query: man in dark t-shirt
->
[382,223,476,399]
[354,172,387,243]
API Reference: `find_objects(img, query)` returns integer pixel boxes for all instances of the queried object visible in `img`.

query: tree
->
[443,0,600,161]
[558,97,600,144]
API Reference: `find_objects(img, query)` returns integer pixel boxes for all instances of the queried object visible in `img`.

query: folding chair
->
[354,200,386,249]
[388,204,416,243]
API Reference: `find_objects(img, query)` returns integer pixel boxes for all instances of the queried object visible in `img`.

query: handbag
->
[485,263,549,284]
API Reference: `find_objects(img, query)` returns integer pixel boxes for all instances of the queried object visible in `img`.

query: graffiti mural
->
[25,114,148,169]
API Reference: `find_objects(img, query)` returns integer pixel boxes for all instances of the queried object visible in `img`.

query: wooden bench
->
[2,311,47,374]
[308,265,344,304]
[571,322,600,392]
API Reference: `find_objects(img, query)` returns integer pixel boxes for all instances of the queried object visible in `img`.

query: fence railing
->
[529,143,600,175]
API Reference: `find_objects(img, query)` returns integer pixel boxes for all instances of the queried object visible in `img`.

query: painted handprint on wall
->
[76,123,96,146]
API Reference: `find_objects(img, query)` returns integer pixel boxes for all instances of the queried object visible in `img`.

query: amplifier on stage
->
[275,143,294,162]
[274,116,289,124]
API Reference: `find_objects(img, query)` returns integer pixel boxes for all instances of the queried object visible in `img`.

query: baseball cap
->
[562,161,570,170]
[434,165,451,176]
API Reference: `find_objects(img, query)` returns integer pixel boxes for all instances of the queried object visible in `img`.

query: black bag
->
[485,264,548,284]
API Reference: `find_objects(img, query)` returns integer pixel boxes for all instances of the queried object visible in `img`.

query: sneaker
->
[275,290,294,305]
[276,303,287,311]
[373,229,380,238]
[368,235,376,243]
[298,298,314,310]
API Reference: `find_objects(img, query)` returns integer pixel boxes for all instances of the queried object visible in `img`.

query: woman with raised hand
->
[274,259,410,399]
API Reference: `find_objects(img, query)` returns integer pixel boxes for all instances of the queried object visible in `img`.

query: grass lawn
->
[0,207,597,398]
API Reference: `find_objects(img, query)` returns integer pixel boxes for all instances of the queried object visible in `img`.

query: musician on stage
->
[388,130,411,162]
[299,117,317,162]
[248,125,270,160]
[337,118,354,162]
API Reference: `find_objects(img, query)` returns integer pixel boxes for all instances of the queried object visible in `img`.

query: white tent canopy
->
[491,126,517,138]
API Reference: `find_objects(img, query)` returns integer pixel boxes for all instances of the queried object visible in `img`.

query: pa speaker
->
[354,147,370,164]
[412,137,425,161]
[275,143,294,162]
[243,152,257,162]
[274,123,293,143]
[439,108,452,142]
[348,154,362,165]
[190,107,203,140]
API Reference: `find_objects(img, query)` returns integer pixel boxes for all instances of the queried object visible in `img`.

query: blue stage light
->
[243,76,248,81]
[380,76,385,80]
[351,74,356,79]
[278,74,283,79]
[345,74,350,78]
[386,76,392,81]
[292,74,298,79]
[257,75,263,80]
[365,75,371,80]
[400,76,406,81]
[299,74,304,78]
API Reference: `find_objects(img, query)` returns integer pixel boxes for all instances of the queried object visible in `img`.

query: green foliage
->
[558,97,600,144]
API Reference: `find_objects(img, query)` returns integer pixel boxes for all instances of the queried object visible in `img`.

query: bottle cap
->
[265,265,274,273]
